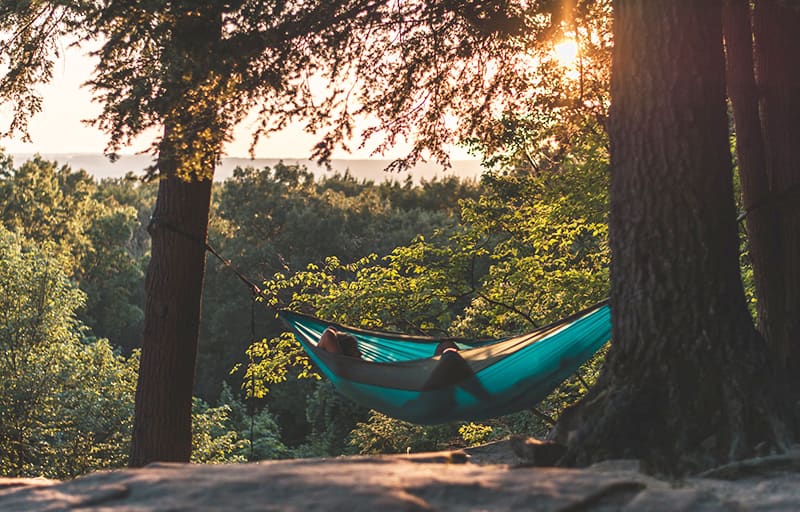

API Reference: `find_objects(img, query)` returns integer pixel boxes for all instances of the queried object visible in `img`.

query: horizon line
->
[8,151,481,162]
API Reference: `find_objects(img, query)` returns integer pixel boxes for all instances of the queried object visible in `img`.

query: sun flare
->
[553,38,580,68]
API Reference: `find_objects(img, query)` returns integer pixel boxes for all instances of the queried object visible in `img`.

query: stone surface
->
[0,442,798,511]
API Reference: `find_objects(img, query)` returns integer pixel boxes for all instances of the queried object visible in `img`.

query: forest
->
[2,0,800,481]
[0,142,608,477]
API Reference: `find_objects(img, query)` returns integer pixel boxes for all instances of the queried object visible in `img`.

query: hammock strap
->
[148,216,263,297]
[149,216,266,460]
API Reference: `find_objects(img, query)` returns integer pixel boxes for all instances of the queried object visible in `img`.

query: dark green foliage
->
[0,225,137,478]
[84,176,156,351]
[93,173,157,264]
[216,383,290,461]
[80,208,146,351]
[0,154,154,351]
[0,156,257,476]
[294,382,370,457]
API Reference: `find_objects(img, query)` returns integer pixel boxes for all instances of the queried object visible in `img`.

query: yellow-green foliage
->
[242,132,611,455]
[190,399,249,464]
[348,411,456,455]
[244,331,319,399]
[458,423,494,446]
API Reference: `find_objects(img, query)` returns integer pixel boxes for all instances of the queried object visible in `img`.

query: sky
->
[1,44,474,161]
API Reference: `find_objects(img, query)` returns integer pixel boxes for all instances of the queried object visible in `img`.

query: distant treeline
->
[8,153,483,183]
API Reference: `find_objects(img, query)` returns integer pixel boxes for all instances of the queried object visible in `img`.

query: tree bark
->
[723,0,782,357]
[555,0,793,476]
[751,0,800,383]
[129,168,213,466]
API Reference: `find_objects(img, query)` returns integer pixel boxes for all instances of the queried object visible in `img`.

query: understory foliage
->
[349,412,457,455]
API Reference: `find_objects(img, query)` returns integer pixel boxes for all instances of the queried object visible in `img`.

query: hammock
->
[278,301,610,425]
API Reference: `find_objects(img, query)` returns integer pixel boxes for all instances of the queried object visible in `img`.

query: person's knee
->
[435,340,459,356]
[318,327,342,354]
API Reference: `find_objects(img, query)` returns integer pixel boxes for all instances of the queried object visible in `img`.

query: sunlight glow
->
[553,38,580,69]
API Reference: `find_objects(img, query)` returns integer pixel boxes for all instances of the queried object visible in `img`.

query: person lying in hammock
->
[317,330,487,398]
[317,327,363,359]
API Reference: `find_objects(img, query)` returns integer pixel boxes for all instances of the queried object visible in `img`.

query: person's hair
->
[337,333,362,358]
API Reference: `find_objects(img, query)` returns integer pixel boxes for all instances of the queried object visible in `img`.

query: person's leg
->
[422,351,473,390]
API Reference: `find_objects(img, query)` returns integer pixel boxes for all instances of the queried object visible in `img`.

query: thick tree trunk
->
[751,0,800,383]
[723,0,783,357]
[556,0,793,476]
[129,167,213,466]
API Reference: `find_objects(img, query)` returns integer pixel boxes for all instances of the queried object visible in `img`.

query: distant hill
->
[9,153,484,183]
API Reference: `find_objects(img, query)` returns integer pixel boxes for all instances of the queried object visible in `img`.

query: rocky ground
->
[1,441,799,511]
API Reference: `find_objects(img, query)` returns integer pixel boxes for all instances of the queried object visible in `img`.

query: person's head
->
[337,333,362,359]
[434,340,459,356]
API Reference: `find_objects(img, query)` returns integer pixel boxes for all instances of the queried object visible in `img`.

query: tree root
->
[696,446,800,480]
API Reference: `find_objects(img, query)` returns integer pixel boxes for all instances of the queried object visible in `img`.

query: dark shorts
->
[421,351,474,390]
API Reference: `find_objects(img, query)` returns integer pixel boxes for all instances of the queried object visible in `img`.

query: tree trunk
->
[751,0,800,383]
[128,4,223,467]
[129,166,213,466]
[555,0,793,476]
[723,0,783,360]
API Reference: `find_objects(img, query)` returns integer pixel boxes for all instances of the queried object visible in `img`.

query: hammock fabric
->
[278,301,610,425]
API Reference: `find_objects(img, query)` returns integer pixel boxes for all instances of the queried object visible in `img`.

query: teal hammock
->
[278,301,610,425]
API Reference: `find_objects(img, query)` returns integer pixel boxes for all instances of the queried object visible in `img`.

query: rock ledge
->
[2,443,799,511]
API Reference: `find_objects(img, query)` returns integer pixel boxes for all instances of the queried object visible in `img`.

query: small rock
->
[510,436,567,466]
